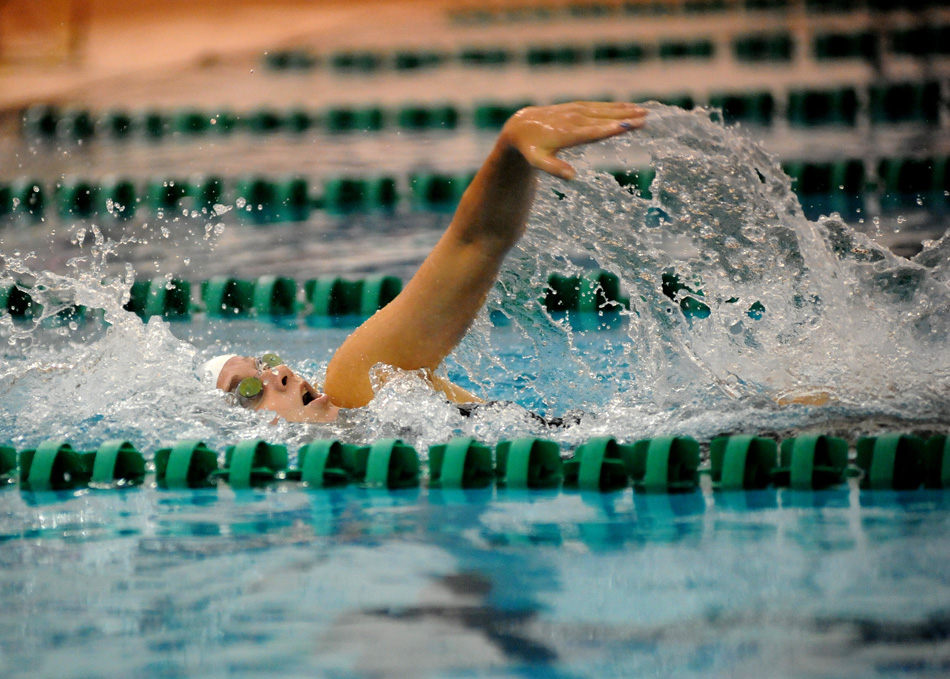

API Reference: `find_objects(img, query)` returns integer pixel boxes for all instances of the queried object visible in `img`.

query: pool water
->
[3,101,950,678]
[2,480,948,678]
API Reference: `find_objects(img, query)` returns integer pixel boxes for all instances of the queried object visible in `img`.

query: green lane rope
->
[5,149,945,224]
[3,270,638,322]
[5,434,950,495]
[496,438,564,489]
[563,436,630,492]
[855,434,926,490]
[19,74,950,147]
[773,434,849,490]
[709,435,777,490]
[429,438,494,489]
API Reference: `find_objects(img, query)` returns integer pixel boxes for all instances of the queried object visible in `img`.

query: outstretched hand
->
[499,101,647,180]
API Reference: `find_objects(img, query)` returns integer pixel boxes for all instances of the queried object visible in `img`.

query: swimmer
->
[202,102,649,423]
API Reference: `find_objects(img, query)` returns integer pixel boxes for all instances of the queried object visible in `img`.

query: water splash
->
[460,103,950,440]
[3,104,950,452]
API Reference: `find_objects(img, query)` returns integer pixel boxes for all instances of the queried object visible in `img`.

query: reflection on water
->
[0,484,948,678]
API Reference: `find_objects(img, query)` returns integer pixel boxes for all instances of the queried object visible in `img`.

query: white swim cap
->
[200,354,237,389]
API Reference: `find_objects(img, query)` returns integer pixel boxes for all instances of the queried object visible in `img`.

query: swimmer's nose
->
[263,364,294,391]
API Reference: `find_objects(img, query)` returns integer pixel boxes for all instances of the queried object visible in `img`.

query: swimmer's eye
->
[229,352,284,409]
[260,353,282,369]
[238,376,263,399]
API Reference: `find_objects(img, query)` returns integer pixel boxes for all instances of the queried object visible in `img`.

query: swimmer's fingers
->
[523,118,646,180]
[503,102,647,180]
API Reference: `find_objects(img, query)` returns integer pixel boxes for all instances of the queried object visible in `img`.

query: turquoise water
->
[2,482,948,678]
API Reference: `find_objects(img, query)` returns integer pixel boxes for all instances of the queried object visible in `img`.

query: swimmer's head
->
[201,353,340,423]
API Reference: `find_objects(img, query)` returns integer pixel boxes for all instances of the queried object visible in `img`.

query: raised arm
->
[323,102,647,408]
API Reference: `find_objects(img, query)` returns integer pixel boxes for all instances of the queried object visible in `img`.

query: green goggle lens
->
[260,353,282,369]
[237,376,263,399]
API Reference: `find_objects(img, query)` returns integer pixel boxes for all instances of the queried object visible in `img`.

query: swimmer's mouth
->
[301,390,315,406]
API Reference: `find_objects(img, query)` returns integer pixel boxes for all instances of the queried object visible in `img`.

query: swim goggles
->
[231,353,283,408]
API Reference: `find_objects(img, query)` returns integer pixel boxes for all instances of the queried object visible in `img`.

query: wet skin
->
[216,355,341,423]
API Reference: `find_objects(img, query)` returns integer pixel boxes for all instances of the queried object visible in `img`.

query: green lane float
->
[410,173,467,210]
[733,32,794,62]
[125,278,191,320]
[457,47,511,67]
[243,108,283,134]
[869,81,941,125]
[0,184,10,218]
[0,445,16,481]
[173,108,210,135]
[525,44,585,67]
[221,441,289,488]
[0,282,39,318]
[188,174,225,210]
[251,276,297,316]
[210,109,239,134]
[137,109,170,139]
[322,177,369,213]
[55,107,95,142]
[891,25,950,58]
[343,438,420,489]
[814,30,878,62]
[563,436,630,492]
[57,177,97,219]
[622,436,700,493]
[878,157,947,210]
[545,270,626,312]
[96,109,134,139]
[323,106,383,133]
[90,440,146,487]
[855,434,926,490]
[20,441,91,492]
[284,108,313,133]
[295,440,354,488]
[11,178,45,220]
[329,50,383,73]
[147,177,188,213]
[305,275,402,317]
[155,440,219,489]
[472,101,532,130]
[202,277,255,317]
[395,104,458,131]
[783,159,866,215]
[924,435,950,489]
[99,176,138,219]
[21,104,59,140]
[393,50,445,71]
[610,166,655,199]
[787,87,859,127]
[496,438,564,489]
[773,435,848,490]
[592,42,648,63]
[305,277,363,316]
[263,49,317,71]
[709,435,777,490]
[4,434,950,494]
[709,91,774,126]
[429,438,494,489]
[658,38,714,60]
[276,176,311,222]
[234,175,277,223]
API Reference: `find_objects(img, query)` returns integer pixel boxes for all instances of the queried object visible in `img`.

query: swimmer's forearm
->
[447,139,537,253]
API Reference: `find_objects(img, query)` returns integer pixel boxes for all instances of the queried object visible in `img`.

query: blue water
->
[1,481,948,678]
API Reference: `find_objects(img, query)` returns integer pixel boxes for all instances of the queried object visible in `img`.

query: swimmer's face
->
[216,355,340,423]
